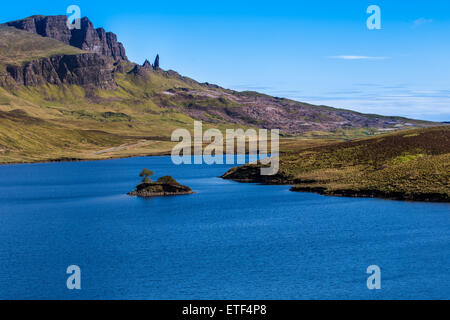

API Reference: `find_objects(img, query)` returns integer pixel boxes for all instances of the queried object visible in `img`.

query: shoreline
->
[221,176,450,203]
[289,186,450,203]
[2,151,448,203]
[128,179,195,197]
[0,151,264,166]
[128,190,195,197]
[0,151,173,166]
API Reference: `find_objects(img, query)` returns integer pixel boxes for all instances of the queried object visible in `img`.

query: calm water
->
[0,156,449,300]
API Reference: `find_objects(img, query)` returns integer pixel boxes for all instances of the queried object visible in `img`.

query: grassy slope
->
[0,109,130,163]
[0,26,84,68]
[0,67,263,163]
[223,126,450,201]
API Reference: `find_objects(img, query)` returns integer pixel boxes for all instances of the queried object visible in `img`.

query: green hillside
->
[223,126,450,201]
[0,26,84,68]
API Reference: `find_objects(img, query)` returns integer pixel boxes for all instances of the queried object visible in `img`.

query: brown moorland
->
[222,126,450,202]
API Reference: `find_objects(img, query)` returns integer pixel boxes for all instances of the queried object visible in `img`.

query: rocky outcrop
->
[113,61,126,74]
[128,56,160,77]
[5,15,72,43]
[5,53,116,89]
[221,164,298,184]
[129,65,148,78]
[142,59,152,69]
[2,15,162,87]
[153,54,160,70]
[5,15,127,61]
[70,18,127,61]
[128,182,194,197]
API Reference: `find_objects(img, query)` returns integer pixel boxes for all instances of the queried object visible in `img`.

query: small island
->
[128,169,194,197]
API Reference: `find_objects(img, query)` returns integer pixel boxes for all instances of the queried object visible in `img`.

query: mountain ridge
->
[3,15,127,61]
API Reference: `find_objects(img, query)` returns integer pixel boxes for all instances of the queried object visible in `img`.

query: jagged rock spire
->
[142,59,152,69]
[153,54,160,70]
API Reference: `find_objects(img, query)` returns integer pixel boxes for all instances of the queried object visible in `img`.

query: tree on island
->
[139,168,154,183]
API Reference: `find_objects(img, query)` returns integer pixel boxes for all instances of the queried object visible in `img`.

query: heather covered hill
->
[222,126,450,202]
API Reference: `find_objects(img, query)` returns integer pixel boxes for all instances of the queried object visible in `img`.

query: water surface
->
[0,156,449,299]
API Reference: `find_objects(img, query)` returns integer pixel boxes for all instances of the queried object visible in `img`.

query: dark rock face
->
[113,61,126,74]
[221,164,297,184]
[5,15,128,61]
[70,18,127,61]
[129,65,148,78]
[128,56,160,77]
[5,15,72,43]
[142,59,152,69]
[153,54,160,70]
[6,53,116,89]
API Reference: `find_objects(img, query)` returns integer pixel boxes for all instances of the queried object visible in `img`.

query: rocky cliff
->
[129,56,161,77]
[153,54,160,70]
[5,53,117,89]
[5,15,127,61]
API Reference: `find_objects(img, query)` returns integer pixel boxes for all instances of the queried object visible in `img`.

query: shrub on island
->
[156,175,179,185]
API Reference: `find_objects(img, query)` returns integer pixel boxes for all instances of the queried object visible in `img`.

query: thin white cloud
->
[329,55,389,60]
[284,87,450,121]
[413,18,433,28]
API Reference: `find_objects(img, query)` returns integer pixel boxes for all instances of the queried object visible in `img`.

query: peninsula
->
[222,126,450,202]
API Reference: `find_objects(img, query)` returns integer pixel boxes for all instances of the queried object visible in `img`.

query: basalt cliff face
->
[5,15,127,61]
[0,15,131,89]
[4,53,118,89]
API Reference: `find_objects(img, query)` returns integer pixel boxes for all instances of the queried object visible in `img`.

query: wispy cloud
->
[329,55,389,60]
[230,82,449,121]
[413,18,433,28]
[285,86,450,121]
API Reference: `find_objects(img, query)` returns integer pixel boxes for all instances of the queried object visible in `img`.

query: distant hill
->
[0,15,440,164]
[222,126,450,202]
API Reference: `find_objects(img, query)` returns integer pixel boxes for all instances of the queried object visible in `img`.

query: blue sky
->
[1,1,449,121]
